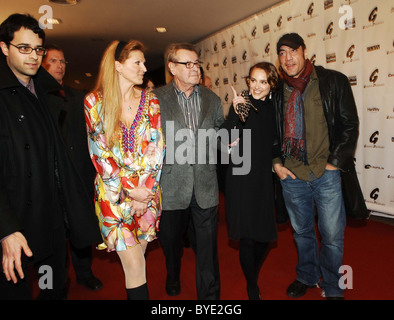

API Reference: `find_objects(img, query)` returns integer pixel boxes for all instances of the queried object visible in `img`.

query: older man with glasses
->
[154,43,223,299]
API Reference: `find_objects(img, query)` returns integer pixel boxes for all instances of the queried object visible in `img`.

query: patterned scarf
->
[281,59,313,164]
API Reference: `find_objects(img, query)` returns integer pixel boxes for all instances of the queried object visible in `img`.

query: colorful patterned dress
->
[84,90,165,252]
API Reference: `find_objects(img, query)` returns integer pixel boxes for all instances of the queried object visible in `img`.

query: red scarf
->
[281,59,313,164]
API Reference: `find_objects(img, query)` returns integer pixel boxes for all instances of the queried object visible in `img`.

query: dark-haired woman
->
[221,62,280,300]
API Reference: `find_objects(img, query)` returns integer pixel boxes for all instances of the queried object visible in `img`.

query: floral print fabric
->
[84,90,165,252]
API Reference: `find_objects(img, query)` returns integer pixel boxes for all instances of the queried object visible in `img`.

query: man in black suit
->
[0,13,101,300]
[42,44,103,292]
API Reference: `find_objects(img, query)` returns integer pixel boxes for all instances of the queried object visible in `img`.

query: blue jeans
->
[281,170,346,297]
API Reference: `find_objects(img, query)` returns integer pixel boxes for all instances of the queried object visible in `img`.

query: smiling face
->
[247,68,271,100]
[0,27,43,83]
[278,45,307,78]
[116,50,147,86]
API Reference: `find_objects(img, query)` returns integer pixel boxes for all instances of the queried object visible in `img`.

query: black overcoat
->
[46,85,96,203]
[221,96,278,242]
[0,56,101,263]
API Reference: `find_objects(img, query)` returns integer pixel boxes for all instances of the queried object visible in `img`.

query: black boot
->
[126,283,149,300]
[240,239,269,300]
[247,284,261,300]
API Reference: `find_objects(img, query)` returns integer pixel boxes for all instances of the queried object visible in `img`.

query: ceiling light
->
[47,18,62,24]
[156,27,167,33]
[85,73,92,77]
[48,0,81,6]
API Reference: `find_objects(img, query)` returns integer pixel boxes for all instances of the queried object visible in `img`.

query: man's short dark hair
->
[0,13,45,45]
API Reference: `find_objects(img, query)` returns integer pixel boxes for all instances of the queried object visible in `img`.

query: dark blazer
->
[154,82,224,210]
[0,56,100,263]
[48,85,96,201]
[45,83,101,248]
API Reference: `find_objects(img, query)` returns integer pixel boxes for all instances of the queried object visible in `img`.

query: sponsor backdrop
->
[195,0,394,218]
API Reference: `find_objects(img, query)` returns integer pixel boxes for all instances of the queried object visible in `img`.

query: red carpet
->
[64,192,394,300]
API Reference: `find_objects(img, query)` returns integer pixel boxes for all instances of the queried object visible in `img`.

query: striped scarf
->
[281,59,313,164]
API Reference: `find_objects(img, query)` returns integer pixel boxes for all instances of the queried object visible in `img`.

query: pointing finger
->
[230,86,238,99]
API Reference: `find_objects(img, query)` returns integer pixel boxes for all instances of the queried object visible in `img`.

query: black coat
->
[221,97,277,242]
[47,85,96,202]
[0,56,101,263]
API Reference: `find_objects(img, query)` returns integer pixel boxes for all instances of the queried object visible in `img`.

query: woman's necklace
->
[126,94,138,112]
[121,90,145,154]
[122,91,140,124]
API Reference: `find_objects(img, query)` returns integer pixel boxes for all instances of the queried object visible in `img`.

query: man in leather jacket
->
[272,33,360,300]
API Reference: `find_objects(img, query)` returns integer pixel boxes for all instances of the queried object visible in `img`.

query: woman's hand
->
[130,200,149,217]
[231,86,245,116]
[129,186,155,203]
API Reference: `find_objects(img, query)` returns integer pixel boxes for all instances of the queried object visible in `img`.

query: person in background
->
[141,76,155,92]
[273,33,361,300]
[221,62,280,299]
[199,66,213,90]
[0,13,101,300]
[154,43,223,299]
[84,40,165,300]
[42,44,103,292]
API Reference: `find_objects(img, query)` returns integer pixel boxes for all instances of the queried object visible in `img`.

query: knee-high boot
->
[126,282,149,300]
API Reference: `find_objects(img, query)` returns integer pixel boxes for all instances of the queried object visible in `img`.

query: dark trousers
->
[0,225,67,300]
[69,243,93,281]
[159,193,220,300]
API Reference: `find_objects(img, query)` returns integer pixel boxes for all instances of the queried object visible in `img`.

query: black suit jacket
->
[0,55,100,263]
[57,86,96,200]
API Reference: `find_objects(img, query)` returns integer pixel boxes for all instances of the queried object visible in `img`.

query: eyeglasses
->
[9,43,47,56]
[172,61,202,69]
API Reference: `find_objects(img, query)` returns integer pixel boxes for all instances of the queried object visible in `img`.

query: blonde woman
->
[84,40,165,300]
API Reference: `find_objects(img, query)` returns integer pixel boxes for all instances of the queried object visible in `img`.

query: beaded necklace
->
[120,90,146,154]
